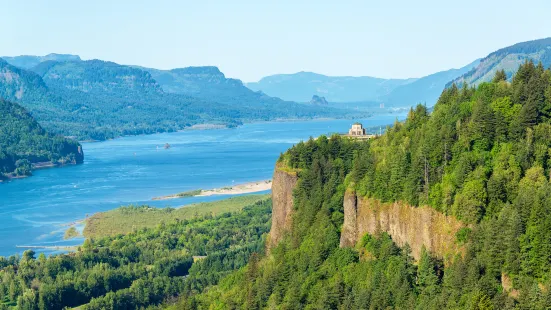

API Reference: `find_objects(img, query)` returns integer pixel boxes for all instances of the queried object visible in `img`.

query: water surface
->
[0,115,405,257]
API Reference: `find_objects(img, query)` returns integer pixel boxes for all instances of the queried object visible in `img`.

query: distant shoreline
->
[76,115,358,143]
[152,180,272,201]
[58,181,273,239]
[0,161,79,183]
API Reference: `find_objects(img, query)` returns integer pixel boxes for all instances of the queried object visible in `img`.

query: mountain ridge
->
[450,37,551,86]
[246,71,416,103]
[0,58,358,140]
[2,53,81,69]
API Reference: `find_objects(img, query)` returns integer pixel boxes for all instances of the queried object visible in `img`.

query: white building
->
[348,123,366,136]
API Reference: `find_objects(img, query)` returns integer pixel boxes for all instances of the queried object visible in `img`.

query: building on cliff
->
[344,123,377,139]
[349,123,366,136]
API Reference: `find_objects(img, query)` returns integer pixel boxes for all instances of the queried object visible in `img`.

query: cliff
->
[340,189,465,262]
[267,164,298,249]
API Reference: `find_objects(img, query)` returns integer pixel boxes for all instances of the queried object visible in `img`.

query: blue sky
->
[1,0,550,82]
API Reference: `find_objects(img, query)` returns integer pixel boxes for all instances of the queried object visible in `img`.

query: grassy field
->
[83,194,271,239]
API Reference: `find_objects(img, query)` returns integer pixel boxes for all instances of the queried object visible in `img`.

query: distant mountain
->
[246,62,481,108]
[0,58,357,140]
[32,59,163,95]
[0,99,83,179]
[450,37,551,86]
[246,72,417,102]
[2,53,81,70]
[141,66,301,109]
[381,59,480,107]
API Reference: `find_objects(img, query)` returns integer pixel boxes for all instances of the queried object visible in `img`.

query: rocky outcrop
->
[309,95,329,105]
[267,165,298,249]
[340,189,359,247]
[340,190,465,261]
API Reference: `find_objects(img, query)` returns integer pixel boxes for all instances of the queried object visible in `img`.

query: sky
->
[1,0,550,82]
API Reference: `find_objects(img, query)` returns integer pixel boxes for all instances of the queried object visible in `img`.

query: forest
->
[184,61,551,309]
[0,99,82,179]
[3,61,551,310]
[0,199,271,310]
[0,59,356,141]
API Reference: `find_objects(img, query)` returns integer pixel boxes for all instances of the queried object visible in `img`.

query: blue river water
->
[0,114,405,257]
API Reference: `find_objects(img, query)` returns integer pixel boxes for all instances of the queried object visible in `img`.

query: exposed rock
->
[309,95,329,105]
[501,273,519,299]
[340,190,465,262]
[267,164,298,250]
[340,189,358,247]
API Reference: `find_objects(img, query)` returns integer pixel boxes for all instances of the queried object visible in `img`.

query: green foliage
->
[493,69,508,83]
[451,37,551,87]
[63,227,79,240]
[0,99,82,178]
[83,194,269,238]
[0,199,272,310]
[456,227,472,245]
[0,59,359,141]
[184,62,551,309]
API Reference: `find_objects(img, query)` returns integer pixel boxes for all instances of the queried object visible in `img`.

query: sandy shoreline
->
[152,180,272,201]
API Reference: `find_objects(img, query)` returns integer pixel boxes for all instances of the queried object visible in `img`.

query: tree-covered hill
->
[0,99,83,179]
[380,58,480,107]
[0,59,354,141]
[0,198,272,310]
[451,37,551,87]
[142,65,338,115]
[32,59,163,95]
[1,53,81,70]
[181,61,551,309]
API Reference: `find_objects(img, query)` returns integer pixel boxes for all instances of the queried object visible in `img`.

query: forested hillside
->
[183,61,551,309]
[0,58,355,141]
[0,199,271,310]
[2,54,81,70]
[143,66,331,116]
[451,37,551,86]
[3,61,551,309]
[0,99,82,179]
[381,58,480,108]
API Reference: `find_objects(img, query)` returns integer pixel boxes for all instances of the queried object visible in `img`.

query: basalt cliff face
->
[268,165,465,261]
[268,165,298,249]
[340,189,465,261]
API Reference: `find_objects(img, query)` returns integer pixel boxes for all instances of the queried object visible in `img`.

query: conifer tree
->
[492,69,507,83]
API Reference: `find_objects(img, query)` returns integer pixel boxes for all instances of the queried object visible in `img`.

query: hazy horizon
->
[2,0,550,82]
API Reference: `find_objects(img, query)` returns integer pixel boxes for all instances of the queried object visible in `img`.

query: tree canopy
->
[184,61,551,309]
[0,99,82,179]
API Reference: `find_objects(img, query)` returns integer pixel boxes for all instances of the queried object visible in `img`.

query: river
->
[0,114,405,257]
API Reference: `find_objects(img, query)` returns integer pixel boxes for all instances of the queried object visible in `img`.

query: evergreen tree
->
[492,69,507,83]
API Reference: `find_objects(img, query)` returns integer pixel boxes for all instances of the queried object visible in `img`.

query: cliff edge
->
[267,164,298,249]
[340,189,465,261]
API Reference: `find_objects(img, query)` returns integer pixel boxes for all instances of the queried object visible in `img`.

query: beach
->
[152,180,272,201]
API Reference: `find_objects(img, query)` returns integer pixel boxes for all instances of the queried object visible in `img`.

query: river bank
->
[82,194,270,239]
[152,180,272,200]
[0,115,406,257]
